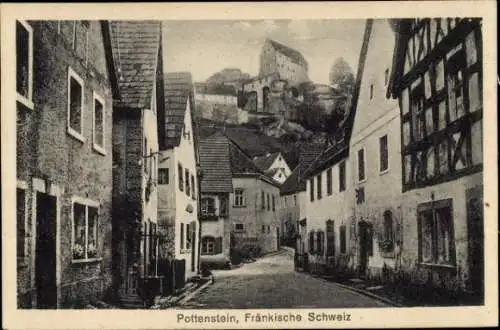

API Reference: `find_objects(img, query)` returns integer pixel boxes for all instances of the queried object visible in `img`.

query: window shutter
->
[215,237,223,254]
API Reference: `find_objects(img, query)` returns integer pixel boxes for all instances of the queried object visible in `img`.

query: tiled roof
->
[301,141,348,180]
[199,132,233,193]
[267,39,308,67]
[109,21,161,109]
[229,141,264,176]
[280,143,324,195]
[162,72,195,148]
[253,152,280,171]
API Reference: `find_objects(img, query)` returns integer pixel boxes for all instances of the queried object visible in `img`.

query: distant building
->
[194,83,238,122]
[157,72,201,287]
[16,20,115,308]
[253,152,292,184]
[259,38,309,86]
[110,21,163,303]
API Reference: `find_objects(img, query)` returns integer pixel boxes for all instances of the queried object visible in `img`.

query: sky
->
[162,19,366,85]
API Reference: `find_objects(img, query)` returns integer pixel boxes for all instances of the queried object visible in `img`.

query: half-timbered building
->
[388,18,483,301]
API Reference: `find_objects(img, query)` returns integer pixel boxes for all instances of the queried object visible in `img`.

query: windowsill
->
[419,262,457,271]
[67,127,85,143]
[379,169,390,176]
[72,257,102,264]
[93,144,107,156]
[232,205,247,208]
[17,94,34,110]
[233,230,246,234]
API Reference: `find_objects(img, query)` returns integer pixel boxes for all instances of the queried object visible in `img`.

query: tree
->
[329,57,355,95]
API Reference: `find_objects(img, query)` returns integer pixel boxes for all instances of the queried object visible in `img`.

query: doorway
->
[466,186,484,302]
[357,220,370,276]
[276,227,280,251]
[35,192,57,308]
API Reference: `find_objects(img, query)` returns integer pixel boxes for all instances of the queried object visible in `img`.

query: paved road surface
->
[180,249,389,309]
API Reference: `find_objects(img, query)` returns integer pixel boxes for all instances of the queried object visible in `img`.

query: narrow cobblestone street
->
[180,249,389,309]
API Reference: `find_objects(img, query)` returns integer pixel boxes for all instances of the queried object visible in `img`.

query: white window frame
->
[67,67,85,142]
[92,91,106,155]
[71,196,100,263]
[357,147,367,183]
[16,180,29,264]
[16,20,34,110]
[234,188,245,207]
[379,134,390,174]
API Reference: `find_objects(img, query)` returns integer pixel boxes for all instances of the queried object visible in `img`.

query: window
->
[339,161,346,192]
[369,84,374,100]
[16,20,33,109]
[267,194,270,210]
[234,223,245,232]
[357,149,366,182]
[67,68,84,141]
[178,163,184,191]
[262,225,266,234]
[316,231,325,256]
[294,195,297,205]
[17,187,27,260]
[72,199,99,260]
[308,231,315,254]
[340,225,347,254]
[201,197,215,215]
[185,169,190,196]
[158,168,169,185]
[309,178,315,202]
[272,195,276,211]
[317,174,322,199]
[201,236,216,255]
[384,68,390,86]
[418,199,455,266]
[411,82,425,141]
[326,168,333,195]
[93,92,105,154]
[261,191,265,210]
[186,224,192,249]
[180,223,185,250]
[191,174,196,199]
[143,138,148,174]
[383,210,394,243]
[379,135,389,173]
[326,220,335,257]
[267,225,270,234]
[447,51,466,122]
[234,188,245,206]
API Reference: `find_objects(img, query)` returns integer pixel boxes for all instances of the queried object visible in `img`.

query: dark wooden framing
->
[397,18,483,192]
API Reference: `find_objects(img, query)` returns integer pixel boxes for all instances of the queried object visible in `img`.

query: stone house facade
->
[109,21,163,302]
[16,20,114,308]
[157,72,201,282]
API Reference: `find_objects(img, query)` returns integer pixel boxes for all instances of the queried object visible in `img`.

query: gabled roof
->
[267,39,308,67]
[109,21,161,109]
[161,72,195,149]
[280,143,324,195]
[253,152,280,172]
[198,132,233,193]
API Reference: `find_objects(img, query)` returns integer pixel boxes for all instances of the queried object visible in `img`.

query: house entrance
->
[357,220,370,276]
[466,186,484,301]
[35,192,57,308]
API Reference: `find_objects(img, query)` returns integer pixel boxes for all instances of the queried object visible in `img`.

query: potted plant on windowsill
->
[87,243,98,258]
[73,244,85,260]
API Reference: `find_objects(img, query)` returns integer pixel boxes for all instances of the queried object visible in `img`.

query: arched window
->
[383,210,394,241]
